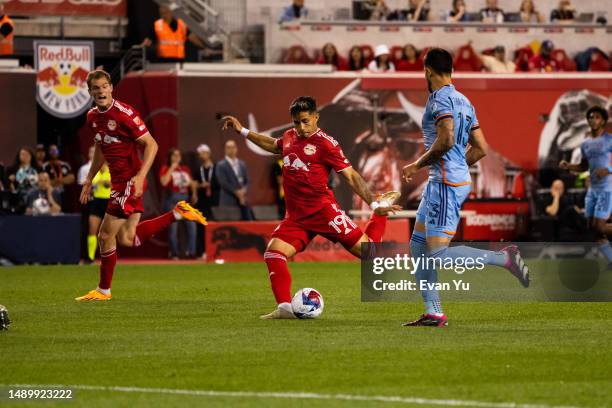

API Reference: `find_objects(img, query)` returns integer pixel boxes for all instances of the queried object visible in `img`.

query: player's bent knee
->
[266,238,296,258]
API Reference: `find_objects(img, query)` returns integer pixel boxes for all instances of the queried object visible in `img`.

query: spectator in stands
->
[194,144,217,221]
[43,144,75,191]
[141,4,208,62]
[77,145,95,186]
[316,43,347,71]
[7,147,38,203]
[279,0,309,23]
[34,144,46,169]
[193,143,216,258]
[519,0,544,23]
[480,45,516,73]
[550,0,576,23]
[364,0,390,21]
[347,46,366,71]
[216,139,253,221]
[447,0,468,22]
[528,40,559,72]
[396,44,423,71]
[0,3,14,57]
[25,172,61,216]
[284,45,312,64]
[480,0,504,23]
[453,43,482,71]
[388,0,431,22]
[368,45,395,73]
[160,148,197,259]
[544,179,586,240]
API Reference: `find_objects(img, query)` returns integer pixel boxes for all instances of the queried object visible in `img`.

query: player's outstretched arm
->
[403,117,454,182]
[79,143,105,205]
[466,127,488,166]
[339,167,401,216]
[222,116,281,154]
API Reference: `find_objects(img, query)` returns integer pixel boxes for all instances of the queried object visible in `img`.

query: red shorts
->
[272,202,363,253]
[106,180,145,219]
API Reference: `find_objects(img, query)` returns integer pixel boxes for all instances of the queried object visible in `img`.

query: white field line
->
[0,384,586,408]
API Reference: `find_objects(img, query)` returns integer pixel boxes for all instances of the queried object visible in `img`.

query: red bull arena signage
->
[34,41,94,118]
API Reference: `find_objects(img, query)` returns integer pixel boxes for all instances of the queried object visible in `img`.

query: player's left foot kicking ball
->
[75,289,112,302]
[402,313,448,327]
[260,304,296,320]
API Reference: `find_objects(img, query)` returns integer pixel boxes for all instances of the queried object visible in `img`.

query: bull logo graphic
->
[35,41,94,118]
[283,153,310,172]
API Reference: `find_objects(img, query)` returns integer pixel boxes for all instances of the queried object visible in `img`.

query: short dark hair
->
[289,96,317,117]
[424,48,453,75]
[586,105,609,123]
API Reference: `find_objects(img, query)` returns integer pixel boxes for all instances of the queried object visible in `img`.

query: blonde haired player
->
[76,69,207,301]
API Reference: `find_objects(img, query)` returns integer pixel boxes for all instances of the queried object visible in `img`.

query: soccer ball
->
[291,288,324,319]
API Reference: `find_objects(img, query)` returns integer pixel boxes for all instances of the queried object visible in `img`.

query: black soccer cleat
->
[502,245,530,288]
[0,305,10,331]
[402,314,448,327]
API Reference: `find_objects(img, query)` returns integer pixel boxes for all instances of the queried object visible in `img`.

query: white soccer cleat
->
[259,304,296,320]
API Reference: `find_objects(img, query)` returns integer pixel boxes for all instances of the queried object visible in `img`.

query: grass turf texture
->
[1,262,611,407]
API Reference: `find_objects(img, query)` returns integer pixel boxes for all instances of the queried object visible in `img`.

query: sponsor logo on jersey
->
[95,132,120,144]
[303,144,317,155]
[107,120,117,131]
[34,41,94,118]
[133,116,143,126]
[283,153,309,172]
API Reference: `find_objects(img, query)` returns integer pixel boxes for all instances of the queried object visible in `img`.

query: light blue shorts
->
[585,189,612,220]
[415,181,471,238]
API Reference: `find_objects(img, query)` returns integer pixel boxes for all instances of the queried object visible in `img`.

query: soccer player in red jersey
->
[222,96,402,319]
[75,69,207,301]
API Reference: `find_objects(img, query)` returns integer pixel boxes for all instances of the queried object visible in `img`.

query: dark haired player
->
[401,48,529,327]
[222,96,401,319]
[560,106,612,263]
[76,69,207,301]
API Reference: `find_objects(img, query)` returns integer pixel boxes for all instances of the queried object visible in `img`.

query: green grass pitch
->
[0,262,611,407]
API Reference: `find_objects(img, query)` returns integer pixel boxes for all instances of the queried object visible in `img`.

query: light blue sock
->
[598,242,612,263]
[429,245,508,267]
[411,231,443,316]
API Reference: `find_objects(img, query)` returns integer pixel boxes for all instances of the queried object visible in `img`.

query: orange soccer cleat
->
[75,289,112,302]
[174,201,208,225]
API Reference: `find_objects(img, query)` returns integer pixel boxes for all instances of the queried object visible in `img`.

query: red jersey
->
[159,164,192,194]
[85,99,149,184]
[527,55,559,72]
[275,128,352,220]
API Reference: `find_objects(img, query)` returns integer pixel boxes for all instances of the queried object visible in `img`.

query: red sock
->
[365,213,387,243]
[98,248,117,290]
[264,250,292,304]
[133,211,175,246]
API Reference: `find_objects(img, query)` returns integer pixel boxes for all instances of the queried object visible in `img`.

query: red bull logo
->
[35,41,94,118]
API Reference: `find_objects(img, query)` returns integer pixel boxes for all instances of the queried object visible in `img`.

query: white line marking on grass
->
[2,384,583,408]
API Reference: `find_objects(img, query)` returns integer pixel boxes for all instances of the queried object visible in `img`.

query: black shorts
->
[88,198,109,219]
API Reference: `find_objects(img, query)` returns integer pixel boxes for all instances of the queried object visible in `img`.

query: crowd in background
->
[0,139,263,260]
[281,0,604,24]
[284,40,610,72]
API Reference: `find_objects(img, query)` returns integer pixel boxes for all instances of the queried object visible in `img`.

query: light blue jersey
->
[581,132,612,192]
[581,132,612,220]
[422,84,479,186]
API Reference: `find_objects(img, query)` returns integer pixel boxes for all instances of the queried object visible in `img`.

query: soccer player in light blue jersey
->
[401,48,529,327]
[559,106,612,263]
